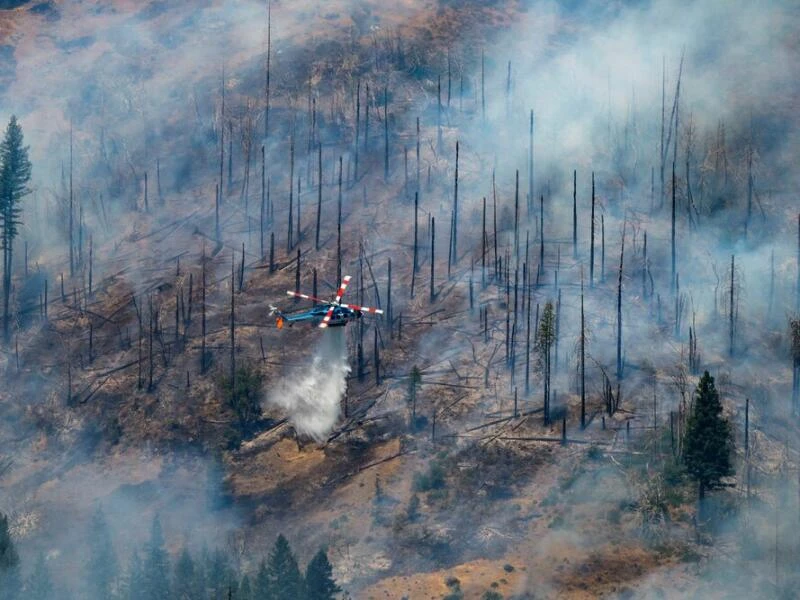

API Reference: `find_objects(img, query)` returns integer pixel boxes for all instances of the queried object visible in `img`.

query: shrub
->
[412,460,446,492]
[218,363,263,436]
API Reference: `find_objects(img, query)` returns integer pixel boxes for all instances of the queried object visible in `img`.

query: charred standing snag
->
[671,160,677,290]
[261,145,266,257]
[411,191,418,298]
[355,79,361,179]
[430,216,435,302]
[590,172,595,287]
[790,318,800,416]
[572,169,577,258]
[337,156,343,284]
[453,141,459,262]
[580,275,586,429]
[617,224,626,381]
[529,110,534,214]
[288,136,295,251]
[384,87,389,181]
[264,1,271,139]
[316,143,322,250]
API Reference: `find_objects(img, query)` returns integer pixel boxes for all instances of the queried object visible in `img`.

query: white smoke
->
[267,328,350,441]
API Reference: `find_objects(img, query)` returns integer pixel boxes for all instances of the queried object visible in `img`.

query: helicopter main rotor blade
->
[340,303,384,315]
[334,275,352,304]
[319,304,336,328]
[286,290,327,303]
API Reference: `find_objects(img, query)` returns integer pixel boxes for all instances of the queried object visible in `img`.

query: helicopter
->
[269,275,383,329]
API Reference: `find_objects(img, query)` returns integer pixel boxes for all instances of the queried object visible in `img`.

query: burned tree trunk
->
[157,157,162,205]
[288,136,295,251]
[580,276,586,429]
[437,75,442,151]
[337,156,343,284]
[355,79,361,179]
[201,246,207,373]
[411,192,419,298]
[482,196,487,288]
[453,141,459,262]
[215,183,221,240]
[529,110,534,214]
[228,121,233,195]
[364,83,370,152]
[796,213,800,313]
[239,243,246,292]
[525,288,531,396]
[374,327,380,385]
[617,224,626,381]
[493,175,498,280]
[447,211,454,280]
[430,216,436,302]
[642,231,648,299]
[387,258,392,332]
[264,2,271,139]
[220,66,225,204]
[513,170,520,264]
[590,172,595,287]
[729,254,735,357]
[384,87,389,182]
[315,144,322,250]
[69,124,74,277]
[600,214,605,283]
[416,117,421,192]
[791,318,800,416]
[572,169,577,259]
[230,253,236,397]
[671,161,677,290]
[269,231,275,273]
[261,145,266,258]
[148,295,154,392]
[88,236,93,297]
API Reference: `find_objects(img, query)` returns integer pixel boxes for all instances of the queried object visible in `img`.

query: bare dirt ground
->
[1,1,798,598]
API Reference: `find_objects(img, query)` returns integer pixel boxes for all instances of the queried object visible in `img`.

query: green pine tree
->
[172,547,199,600]
[267,535,302,600]
[0,115,32,342]
[239,574,252,600]
[206,548,230,600]
[254,558,269,600]
[304,549,340,600]
[536,301,555,424]
[125,550,144,600]
[26,552,53,600]
[86,505,118,599]
[0,512,20,599]
[142,516,170,600]
[683,371,734,500]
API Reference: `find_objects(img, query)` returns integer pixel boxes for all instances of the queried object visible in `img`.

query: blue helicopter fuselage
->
[283,304,360,327]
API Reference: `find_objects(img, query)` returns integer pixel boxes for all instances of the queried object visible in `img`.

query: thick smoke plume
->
[267,328,349,441]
